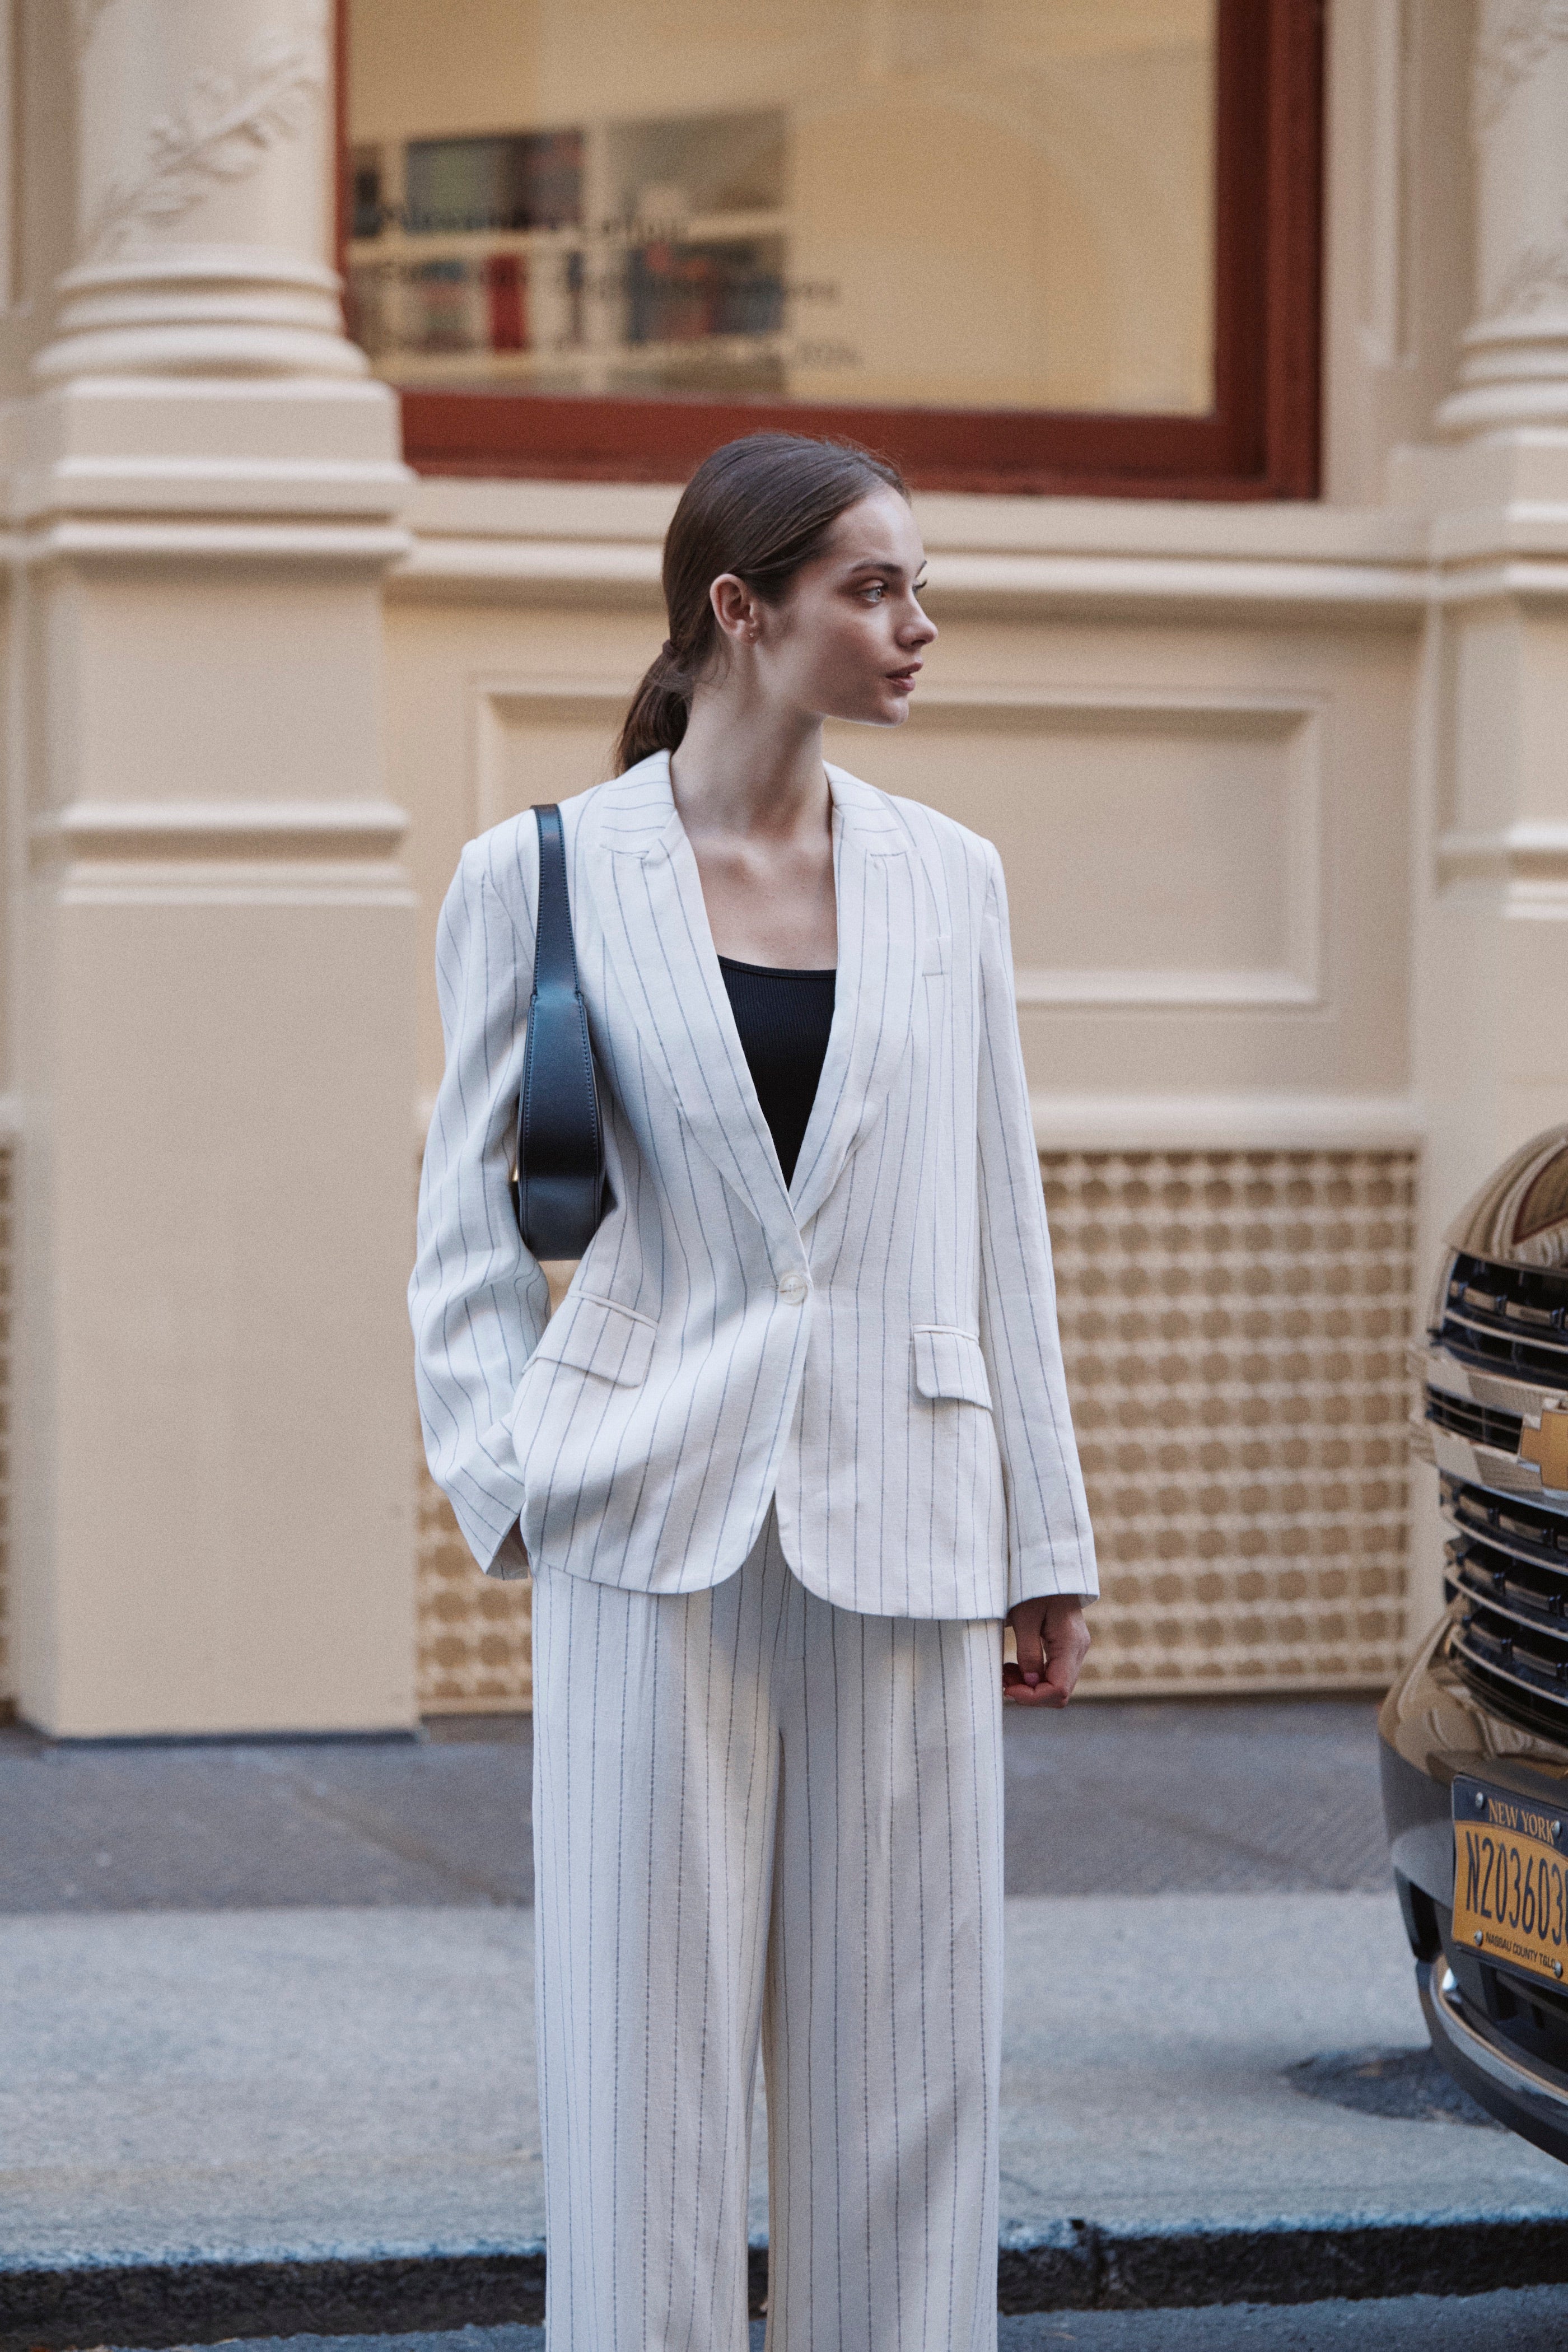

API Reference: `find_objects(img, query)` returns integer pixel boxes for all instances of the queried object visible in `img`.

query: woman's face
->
[725,488,937,727]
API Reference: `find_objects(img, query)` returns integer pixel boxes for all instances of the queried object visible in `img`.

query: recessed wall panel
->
[826,694,1319,1007]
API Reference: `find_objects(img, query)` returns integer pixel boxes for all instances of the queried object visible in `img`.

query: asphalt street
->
[0,1696,1391,1908]
[97,2294,1568,2350]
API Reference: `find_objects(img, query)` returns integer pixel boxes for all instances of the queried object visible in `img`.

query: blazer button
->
[778,1269,809,1304]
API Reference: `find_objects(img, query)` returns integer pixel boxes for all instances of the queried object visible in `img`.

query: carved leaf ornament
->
[83,21,326,262]
[1474,0,1568,133]
[1489,227,1568,316]
[71,0,119,53]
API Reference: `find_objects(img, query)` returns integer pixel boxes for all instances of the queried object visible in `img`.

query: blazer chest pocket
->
[537,1291,656,1387]
[912,1325,992,1410]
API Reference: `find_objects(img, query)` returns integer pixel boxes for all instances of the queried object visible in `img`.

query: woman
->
[410,432,1096,2352]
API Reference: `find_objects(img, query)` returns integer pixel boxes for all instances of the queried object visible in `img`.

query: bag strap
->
[515,803,605,1258]
[531,801,580,1001]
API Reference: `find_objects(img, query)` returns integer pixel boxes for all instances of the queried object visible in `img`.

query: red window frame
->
[337,0,1323,499]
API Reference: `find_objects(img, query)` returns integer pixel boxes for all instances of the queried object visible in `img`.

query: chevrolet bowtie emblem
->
[1520,1406,1568,1492]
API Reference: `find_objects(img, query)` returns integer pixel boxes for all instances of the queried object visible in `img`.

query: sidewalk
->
[6,1702,1568,2344]
[0,1696,1394,1912]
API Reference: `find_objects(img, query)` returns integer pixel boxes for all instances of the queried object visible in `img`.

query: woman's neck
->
[666,683,838,968]
[670,687,829,844]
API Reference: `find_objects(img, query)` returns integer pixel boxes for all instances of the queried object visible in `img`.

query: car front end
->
[1380,1123,1568,2163]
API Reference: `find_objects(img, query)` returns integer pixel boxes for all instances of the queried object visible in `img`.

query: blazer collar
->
[584,752,922,1239]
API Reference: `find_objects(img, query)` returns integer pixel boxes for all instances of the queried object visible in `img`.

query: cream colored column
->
[1438,0,1568,437]
[1398,0,1568,1626]
[7,0,418,1733]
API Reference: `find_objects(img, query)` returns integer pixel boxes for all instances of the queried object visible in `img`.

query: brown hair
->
[615,431,908,773]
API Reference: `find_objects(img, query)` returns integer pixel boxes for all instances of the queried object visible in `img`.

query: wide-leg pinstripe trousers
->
[530,1510,1005,2352]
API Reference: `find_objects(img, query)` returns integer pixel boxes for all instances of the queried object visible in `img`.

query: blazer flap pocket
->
[912,1325,992,1408]
[539,1291,656,1387]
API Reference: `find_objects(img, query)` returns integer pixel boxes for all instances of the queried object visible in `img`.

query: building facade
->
[0,0,1562,1734]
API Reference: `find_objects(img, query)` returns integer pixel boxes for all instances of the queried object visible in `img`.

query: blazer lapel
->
[790,766,923,1230]
[585,753,796,1235]
[584,753,922,1240]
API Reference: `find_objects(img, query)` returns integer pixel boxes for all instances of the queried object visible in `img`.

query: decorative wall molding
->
[18,519,412,568]
[1357,0,1412,371]
[1031,1093,1426,1153]
[903,687,1324,1015]
[1015,967,1318,1010]
[1439,821,1568,904]
[10,453,414,528]
[473,679,630,833]
[83,9,329,262]
[54,875,418,910]
[393,536,666,606]
[31,794,416,907]
[394,479,1431,619]
[1473,0,1568,136]
[395,534,1426,621]
[31,800,410,865]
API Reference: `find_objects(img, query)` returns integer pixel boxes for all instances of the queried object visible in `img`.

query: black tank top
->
[718,956,837,1187]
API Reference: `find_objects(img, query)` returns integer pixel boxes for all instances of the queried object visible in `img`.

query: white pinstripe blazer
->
[410,751,1096,1620]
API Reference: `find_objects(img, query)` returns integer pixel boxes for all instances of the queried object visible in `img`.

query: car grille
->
[1431,1247,1568,1743]
[1438,1250,1568,1387]
[1443,1467,1568,1742]
[1424,1386,1524,1454]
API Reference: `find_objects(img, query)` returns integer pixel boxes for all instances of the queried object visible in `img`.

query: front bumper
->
[1422,1957,1568,2164]
[1380,1607,1568,2162]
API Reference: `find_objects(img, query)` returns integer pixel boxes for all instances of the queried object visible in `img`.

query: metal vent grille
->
[410,1207,566,1714]
[416,1436,534,1713]
[1046,1148,1417,1693]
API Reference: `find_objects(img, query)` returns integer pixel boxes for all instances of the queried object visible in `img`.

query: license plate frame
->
[1453,1774,1568,1990]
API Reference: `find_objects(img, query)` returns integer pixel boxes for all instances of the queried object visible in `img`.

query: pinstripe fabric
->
[410,753,1096,1618]
[531,1509,1004,2352]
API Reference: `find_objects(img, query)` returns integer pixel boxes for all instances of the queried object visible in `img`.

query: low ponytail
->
[614,432,908,775]
[614,640,693,772]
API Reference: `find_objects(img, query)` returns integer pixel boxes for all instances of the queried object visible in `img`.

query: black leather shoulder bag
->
[514,803,606,1258]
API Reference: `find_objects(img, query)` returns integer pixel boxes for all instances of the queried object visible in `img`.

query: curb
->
[998,2215,1568,2310]
[7,2216,1568,2348]
[0,2254,550,2352]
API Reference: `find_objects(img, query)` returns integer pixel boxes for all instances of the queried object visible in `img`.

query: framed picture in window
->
[339,0,1322,497]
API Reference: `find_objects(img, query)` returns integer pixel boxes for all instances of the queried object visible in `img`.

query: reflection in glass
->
[347,0,1215,415]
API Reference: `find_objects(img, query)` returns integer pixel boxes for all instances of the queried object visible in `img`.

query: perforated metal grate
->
[411,1251,576,1714]
[416,1439,534,1712]
[1045,1149,1418,1693]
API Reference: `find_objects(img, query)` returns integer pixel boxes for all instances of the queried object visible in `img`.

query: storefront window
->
[342,0,1322,494]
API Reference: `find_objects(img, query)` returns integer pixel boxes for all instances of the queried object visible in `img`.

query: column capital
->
[1440,0,1568,436]
[35,0,364,385]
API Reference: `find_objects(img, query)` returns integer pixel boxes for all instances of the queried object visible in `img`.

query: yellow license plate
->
[1453,1775,1568,1988]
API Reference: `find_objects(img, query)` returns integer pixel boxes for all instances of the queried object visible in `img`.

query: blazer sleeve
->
[975,842,1099,1609]
[408,842,550,1579]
